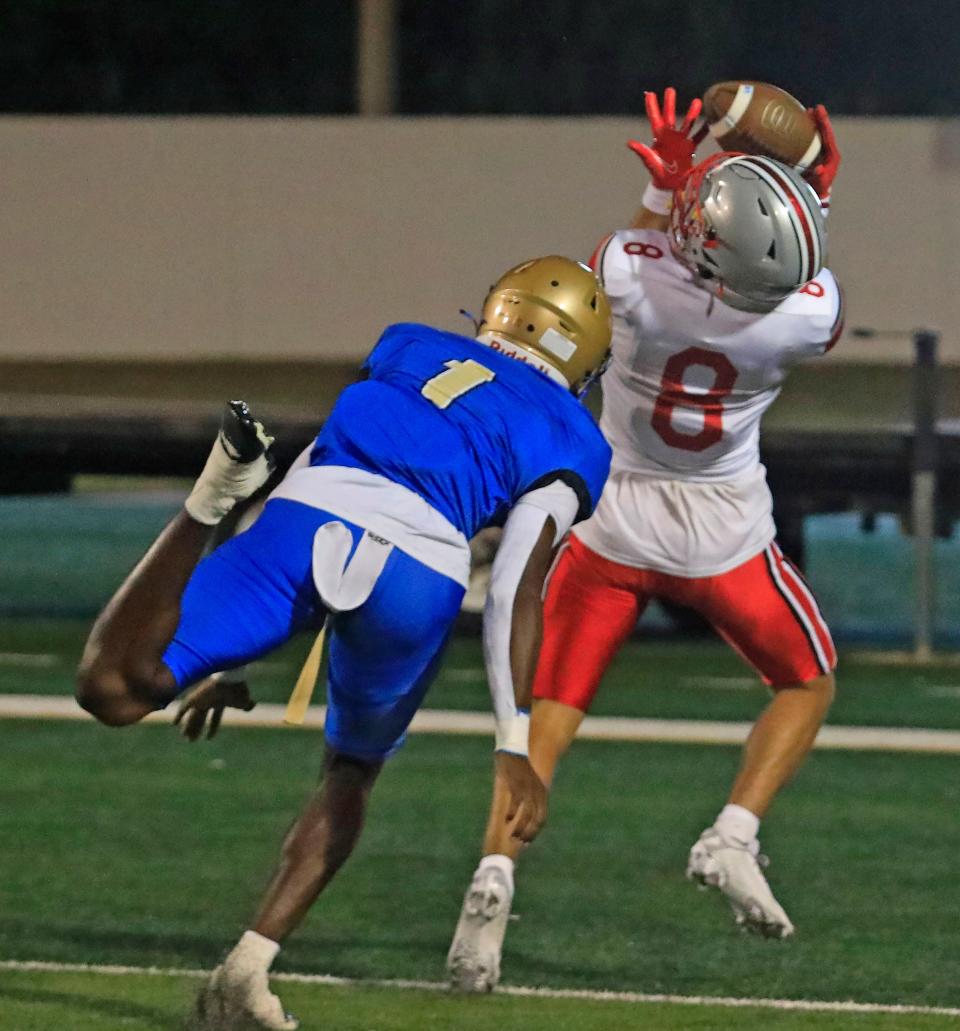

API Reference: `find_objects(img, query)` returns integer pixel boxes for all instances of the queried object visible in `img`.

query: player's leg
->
[76,402,273,725]
[705,542,836,816]
[250,552,464,941]
[449,536,645,992]
[199,546,464,1030]
[674,542,836,938]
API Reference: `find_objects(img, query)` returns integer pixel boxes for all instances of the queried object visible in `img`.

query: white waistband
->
[269,465,471,588]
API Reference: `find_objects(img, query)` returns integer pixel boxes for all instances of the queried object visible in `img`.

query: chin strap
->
[575,353,611,399]
[458,308,482,334]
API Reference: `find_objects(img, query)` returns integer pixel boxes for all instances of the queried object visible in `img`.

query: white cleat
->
[446,865,513,992]
[686,827,795,939]
[192,963,299,1031]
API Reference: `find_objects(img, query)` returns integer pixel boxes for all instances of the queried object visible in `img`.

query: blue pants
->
[162,499,465,760]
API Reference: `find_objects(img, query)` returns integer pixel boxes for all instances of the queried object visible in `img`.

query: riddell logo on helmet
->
[486,336,552,374]
[760,101,797,136]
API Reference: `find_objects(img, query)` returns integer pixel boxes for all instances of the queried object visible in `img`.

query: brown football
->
[702,81,821,170]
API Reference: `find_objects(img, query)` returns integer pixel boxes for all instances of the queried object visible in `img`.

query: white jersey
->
[576,228,844,577]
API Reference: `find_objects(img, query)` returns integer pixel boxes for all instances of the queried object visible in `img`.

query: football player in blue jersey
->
[76,255,612,1031]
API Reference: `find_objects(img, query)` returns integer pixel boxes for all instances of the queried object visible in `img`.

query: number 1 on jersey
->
[421,359,495,409]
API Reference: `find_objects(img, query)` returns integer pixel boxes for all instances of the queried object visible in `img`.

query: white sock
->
[478,853,515,896]
[715,804,760,845]
[185,435,272,526]
[225,930,280,975]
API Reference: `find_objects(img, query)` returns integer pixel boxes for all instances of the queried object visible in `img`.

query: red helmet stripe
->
[740,157,818,282]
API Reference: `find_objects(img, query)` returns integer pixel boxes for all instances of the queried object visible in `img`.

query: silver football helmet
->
[670,153,827,314]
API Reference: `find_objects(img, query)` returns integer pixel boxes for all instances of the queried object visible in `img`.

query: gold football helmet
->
[478,256,612,395]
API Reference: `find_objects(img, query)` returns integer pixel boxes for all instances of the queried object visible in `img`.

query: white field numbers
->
[421,359,495,409]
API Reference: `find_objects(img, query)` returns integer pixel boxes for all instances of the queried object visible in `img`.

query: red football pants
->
[533,535,836,713]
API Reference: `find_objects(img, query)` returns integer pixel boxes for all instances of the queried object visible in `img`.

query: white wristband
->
[495,710,530,756]
[642,182,673,216]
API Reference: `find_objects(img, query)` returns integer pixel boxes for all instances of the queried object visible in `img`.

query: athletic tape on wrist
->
[642,183,673,216]
[495,709,530,756]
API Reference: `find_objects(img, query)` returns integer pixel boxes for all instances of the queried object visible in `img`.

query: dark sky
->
[0,0,955,115]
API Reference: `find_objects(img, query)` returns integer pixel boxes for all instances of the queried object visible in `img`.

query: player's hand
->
[495,751,548,843]
[174,676,256,741]
[803,104,840,203]
[628,88,706,190]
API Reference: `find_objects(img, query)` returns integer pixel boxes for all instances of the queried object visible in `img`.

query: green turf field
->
[4,485,960,1028]
[4,617,960,729]
[0,711,959,1028]
[3,969,959,1031]
[6,971,960,1031]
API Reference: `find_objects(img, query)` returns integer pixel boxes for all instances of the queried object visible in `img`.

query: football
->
[702,81,821,170]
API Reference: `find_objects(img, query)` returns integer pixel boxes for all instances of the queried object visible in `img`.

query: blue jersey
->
[310,323,611,539]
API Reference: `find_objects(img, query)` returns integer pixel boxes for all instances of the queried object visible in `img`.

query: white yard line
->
[845,650,960,668]
[0,959,957,1017]
[924,685,960,698]
[0,653,59,668]
[3,693,960,754]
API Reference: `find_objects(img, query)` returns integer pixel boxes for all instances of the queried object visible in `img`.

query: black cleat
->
[219,400,275,465]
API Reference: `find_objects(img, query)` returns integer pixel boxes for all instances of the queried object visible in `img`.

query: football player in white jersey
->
[448,89,843,991]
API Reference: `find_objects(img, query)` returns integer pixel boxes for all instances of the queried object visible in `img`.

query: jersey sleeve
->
[517,423,611,526]
[592,229,674,320]
[592,231,633,308]
[779,270,845,362]
[513,480,581,543]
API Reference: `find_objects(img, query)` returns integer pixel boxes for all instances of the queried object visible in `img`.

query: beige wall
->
[2,115,958,363]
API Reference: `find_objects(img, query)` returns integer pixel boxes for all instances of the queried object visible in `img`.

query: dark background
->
[1,0,956,116]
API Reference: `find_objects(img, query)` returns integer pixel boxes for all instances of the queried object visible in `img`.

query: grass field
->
[4,969,960,1031]
[4,616,960,728]
[1,621,960,1029]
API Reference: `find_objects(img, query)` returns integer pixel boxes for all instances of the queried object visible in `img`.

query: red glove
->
[804,104,841,205]
[628,88,705,191]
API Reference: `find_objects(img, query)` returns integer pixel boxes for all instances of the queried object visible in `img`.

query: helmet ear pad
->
[670,153,827,314]
[479,256,612,393]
